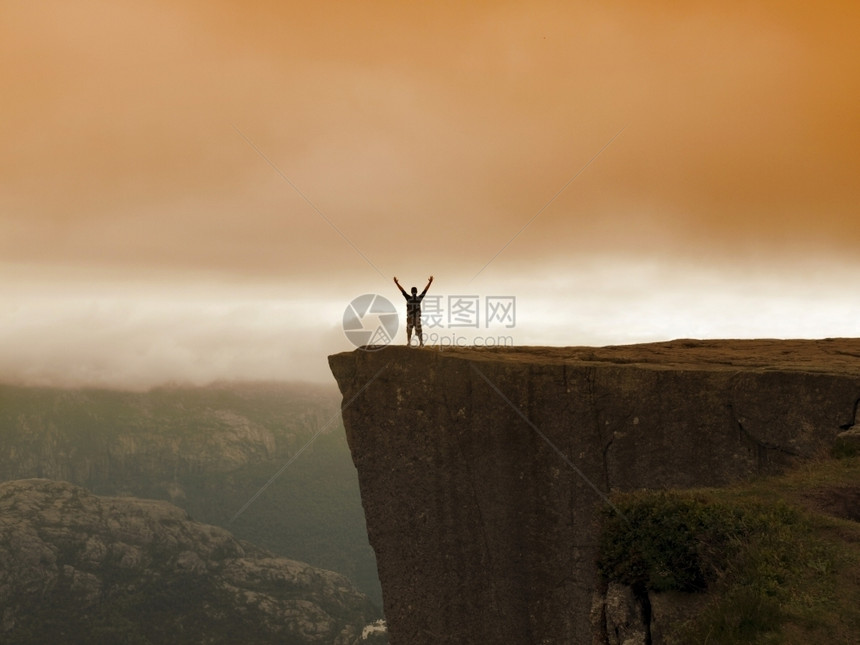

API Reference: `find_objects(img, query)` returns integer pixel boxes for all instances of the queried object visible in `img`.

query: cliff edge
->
[329,339,860,644]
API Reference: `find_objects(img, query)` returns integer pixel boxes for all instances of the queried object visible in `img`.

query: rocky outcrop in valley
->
[0,479,376,644]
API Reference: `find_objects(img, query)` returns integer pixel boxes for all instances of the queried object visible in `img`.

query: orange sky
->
[1,1,859,386]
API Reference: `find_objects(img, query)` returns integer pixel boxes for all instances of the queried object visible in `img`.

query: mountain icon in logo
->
[343,294,399,349]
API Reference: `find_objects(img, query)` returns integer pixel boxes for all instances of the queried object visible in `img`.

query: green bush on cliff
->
[596,474,858,645]
[598,491,802,594]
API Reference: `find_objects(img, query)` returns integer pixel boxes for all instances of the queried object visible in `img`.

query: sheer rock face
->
[328,340,860,645]
[0,479,375,644]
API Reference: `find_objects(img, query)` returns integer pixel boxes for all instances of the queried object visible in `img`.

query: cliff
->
[328,339,860,645]
[0,479,377,644]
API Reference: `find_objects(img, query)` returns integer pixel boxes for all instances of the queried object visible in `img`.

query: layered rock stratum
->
[329,339,860,644]
[0,479,376,644]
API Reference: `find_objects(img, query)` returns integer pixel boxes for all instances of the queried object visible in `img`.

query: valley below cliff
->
[0,381,386,643]
[0,381,381,605]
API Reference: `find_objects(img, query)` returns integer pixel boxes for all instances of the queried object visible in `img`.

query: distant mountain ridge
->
[0,381,333,488]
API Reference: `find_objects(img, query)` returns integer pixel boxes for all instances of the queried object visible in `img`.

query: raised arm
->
[393,276,408,297]
[421,275,434,297]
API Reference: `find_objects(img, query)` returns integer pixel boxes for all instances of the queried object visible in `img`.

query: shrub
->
[599,491,762,592]
[596,489,833,644]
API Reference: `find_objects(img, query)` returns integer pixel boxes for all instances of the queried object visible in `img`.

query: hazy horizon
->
[3,1,859,389]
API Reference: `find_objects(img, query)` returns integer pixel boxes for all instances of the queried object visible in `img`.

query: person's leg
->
[406,318,413,346]
[416,319,424,347]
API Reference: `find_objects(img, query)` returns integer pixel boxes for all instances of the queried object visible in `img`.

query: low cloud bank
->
[2,259,858,390]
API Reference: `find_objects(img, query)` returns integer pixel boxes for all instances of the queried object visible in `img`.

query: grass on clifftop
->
[598,456,860,644]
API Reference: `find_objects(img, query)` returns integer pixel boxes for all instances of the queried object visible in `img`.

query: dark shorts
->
[406,314,422,333]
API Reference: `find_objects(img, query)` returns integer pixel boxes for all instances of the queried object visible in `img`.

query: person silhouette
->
[394,276,433,347]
